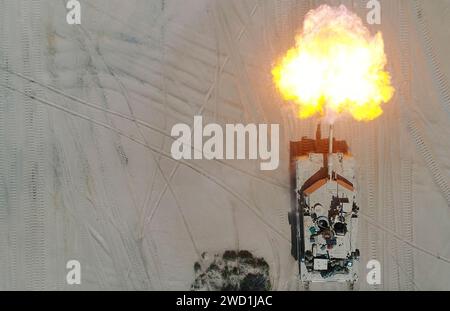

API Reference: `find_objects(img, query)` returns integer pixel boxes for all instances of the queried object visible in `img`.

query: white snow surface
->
[0,0,449,290]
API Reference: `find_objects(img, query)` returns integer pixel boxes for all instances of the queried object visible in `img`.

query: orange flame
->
[272,5,394,122]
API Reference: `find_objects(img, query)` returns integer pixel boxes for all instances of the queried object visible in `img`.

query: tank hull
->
[289,125,360,286]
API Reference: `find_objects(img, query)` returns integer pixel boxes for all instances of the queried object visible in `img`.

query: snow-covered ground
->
[0,0,449,290]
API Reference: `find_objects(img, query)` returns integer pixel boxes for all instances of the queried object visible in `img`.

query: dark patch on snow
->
[191,250,271,291]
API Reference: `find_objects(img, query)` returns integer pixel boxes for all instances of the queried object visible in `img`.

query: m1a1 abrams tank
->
[289,124,360,290]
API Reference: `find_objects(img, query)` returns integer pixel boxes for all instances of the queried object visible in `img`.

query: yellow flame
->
[272,5,394,122]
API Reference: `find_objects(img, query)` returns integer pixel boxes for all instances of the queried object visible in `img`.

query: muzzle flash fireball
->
[283,5,394,289]
[273,4,394,122]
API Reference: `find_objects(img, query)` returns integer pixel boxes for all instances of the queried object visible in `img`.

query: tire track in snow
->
[378,0,399,290]
[46,6,151,288]
[47,4,111,288]
[267,236,281,291]
[212,1,264,123]
[377,0,415,290]
[214,1,282,280]
[139,3,289,250]
[71,26,155,289]
[407,119,450,207]
[406,1,450,208]
[20,0,47,290]
[413,0,450,120]
[377,113,400,289]
[0,83,291,250]
[1,0,24,290]
[51,130,109,289]
[78,24,233,284]
[397,0,416,291]
[368,128,381,290]
[396,2,450,290]
[399,158,415,289]
[360,212,450,265]
[0,0,17,289]
[0,67,290,191]
[85,1,236,88]
[80,24,169,288]
[386,154,401,290]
